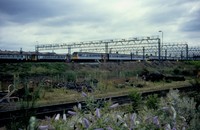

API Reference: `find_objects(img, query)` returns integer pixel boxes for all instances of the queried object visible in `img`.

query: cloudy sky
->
[0,0,199,52]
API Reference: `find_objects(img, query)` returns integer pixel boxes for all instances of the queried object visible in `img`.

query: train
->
[0,51,68,62]
[71,52,190,61]
[0,50,196,62]
[72,52,146,61]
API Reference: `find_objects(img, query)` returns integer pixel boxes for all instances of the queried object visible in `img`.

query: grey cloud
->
[41,12,108,27]
[182,18,200,32]
[145,5,185,25]
[168,0,199,6]
[0,0,111,28]
[0,0,82,25]
[0,41,25,51]
[0,0,200,50]
[147,9,184,25]
[144,0,199,7]
[180,9,200,32]
[143,0,199,26]
[0,0,75,15]
[0,14,9,26]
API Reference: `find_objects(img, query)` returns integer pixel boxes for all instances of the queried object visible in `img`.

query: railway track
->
[0,85,198,127]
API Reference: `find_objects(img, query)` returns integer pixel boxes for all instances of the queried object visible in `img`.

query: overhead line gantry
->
[35,35,161,60]
[35,36,200,61]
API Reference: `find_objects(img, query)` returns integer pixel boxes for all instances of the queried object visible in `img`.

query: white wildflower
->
[55,114,60,121]
[171,106,177,120]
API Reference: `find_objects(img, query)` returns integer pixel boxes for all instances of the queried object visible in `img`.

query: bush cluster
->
[22,90,200,130]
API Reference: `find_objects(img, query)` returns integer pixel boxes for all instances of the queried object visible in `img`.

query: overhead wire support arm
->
[34,36,162,61]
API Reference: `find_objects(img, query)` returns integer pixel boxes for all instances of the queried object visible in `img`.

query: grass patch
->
[1,61,199,109]
[37,80,192,106]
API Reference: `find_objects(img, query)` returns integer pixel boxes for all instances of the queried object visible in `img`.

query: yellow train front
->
[71,52,107,62]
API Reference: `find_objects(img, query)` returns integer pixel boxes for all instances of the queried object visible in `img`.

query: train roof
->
[73,52,104,54]
[0,50,63,55]
[73,52,129,55]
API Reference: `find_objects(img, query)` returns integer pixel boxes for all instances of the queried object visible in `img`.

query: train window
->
[72,52,78,56]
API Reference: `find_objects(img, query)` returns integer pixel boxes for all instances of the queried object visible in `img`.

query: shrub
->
[129,90,142,113]
[8,90,200,129]
[146,94,160,110]
[139,68,149,76]
[65,71,76,82]
[173,67,180,75]
[7,83,42,130]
